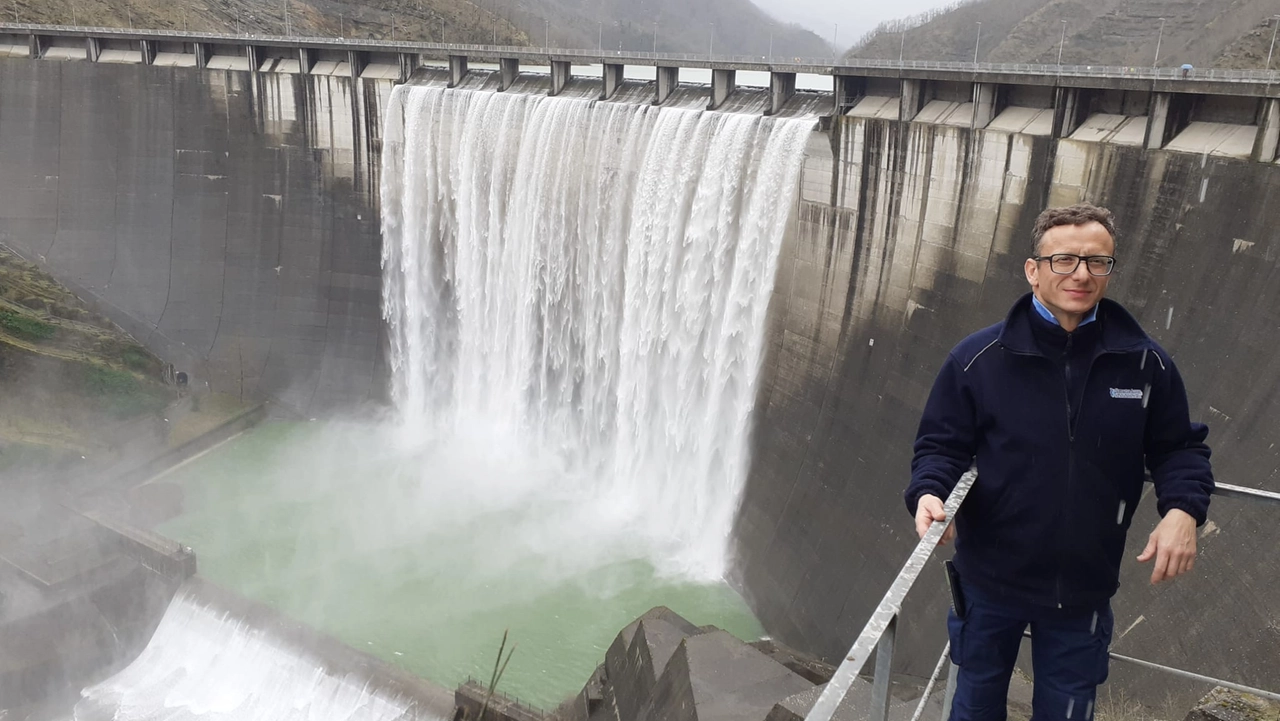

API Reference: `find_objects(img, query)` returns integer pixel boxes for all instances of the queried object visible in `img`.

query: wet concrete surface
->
[733,116,1280,703]
[0,58,392,416]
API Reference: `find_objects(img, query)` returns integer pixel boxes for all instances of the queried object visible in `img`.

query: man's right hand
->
[914,494,955,545]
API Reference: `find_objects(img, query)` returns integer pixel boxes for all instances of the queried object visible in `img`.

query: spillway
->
[47,80,815,715]
[73,581,449,720]
[380,84,812,580]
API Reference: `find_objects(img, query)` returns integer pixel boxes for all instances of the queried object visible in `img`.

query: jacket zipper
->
[999,336,1137,609]
[1058,333,1074,609]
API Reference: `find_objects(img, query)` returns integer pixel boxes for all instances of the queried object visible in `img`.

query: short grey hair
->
[1031,204,1118,256]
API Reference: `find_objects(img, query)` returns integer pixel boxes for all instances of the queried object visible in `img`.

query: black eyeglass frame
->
[1031,253,1117,277]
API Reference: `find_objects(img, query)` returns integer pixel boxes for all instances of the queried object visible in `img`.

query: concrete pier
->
[243,44,259,71]
[398,52,415,82]
[900,78,925,121]
[656,65,678,105]
[972,82,998,128]
[1147,92,1171,149]
[551,59,571,96]
[1052,86,1084,138]
[602,62,623,101]
[297,47,314,74]
[769,71,796,116]
[710,68,736,110]
[832,75,866,116]
[448,54,467,87]
[138,37,156,64]
[1254,98,1280,162]
[346,50,365,80]
[500,57,519,91]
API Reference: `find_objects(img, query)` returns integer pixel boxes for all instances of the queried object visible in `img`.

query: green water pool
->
[155,420,764,709]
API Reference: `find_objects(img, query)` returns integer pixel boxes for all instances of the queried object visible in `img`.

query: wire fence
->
[4,22,1280,84]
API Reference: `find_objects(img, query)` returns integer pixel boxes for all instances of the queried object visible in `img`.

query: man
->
[904,204,1213,721]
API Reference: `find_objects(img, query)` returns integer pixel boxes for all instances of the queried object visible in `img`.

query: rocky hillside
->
[847,0,1280,70]
[13,0,829,57]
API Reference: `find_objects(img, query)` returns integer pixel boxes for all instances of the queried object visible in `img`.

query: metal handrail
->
[1211,480,1280,505]
[805,475,1280,721]
[3,22,1280,84]
[805,470,976,721]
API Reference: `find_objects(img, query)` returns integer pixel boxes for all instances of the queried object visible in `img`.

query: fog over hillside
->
[13,0,832,57]
[847,0,1280,69]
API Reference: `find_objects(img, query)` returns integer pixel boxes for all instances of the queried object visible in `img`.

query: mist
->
[1,65,814,716]
[750,0,961,48]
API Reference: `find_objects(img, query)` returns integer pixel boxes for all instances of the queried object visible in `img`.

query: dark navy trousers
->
[946,582,1114,721]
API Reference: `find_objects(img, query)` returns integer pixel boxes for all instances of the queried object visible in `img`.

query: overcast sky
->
[751,0,952,47]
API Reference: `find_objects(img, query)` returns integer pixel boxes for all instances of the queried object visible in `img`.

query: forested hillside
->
[12,0,829,57]
[847,0,1280,69]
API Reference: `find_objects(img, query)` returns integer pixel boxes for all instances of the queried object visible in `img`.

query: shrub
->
[79,364,169,417]
[82,365,139,396]
[0,310,55,341]
[120,346,154,372]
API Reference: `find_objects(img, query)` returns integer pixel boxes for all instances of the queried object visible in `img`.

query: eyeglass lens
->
[1047,254,1114,276]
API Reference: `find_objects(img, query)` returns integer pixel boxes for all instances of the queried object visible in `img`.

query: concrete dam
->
[1,25,1279,713]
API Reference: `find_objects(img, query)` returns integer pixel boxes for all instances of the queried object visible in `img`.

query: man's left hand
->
[1136,509,1198,584]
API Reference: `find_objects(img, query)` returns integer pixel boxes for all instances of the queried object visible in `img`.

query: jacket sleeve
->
[906,353,979,517]
[1144,352,1214,525]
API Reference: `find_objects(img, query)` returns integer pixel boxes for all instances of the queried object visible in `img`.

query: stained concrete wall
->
[4,49,1277,702]
[0,58,391,415]
[733,114,1280,697]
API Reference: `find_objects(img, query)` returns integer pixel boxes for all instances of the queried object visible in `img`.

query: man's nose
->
[1070,261,1093,280]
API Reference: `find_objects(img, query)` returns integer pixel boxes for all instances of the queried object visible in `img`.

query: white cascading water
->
[72,587,421,721]
[381,84,812,580]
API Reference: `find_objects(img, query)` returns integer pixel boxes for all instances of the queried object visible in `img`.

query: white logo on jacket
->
[1109,388,1144,399]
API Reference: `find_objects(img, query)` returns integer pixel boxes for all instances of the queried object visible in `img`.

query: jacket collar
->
[997,293,1152,355]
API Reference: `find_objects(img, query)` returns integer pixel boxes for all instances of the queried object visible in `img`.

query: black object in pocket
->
[945,560,967,619]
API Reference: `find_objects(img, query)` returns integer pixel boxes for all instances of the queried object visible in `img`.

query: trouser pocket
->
[1092,605,1115,686]
[946,607,966,665]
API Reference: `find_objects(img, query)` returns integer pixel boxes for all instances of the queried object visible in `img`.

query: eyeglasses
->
[1032,254,1116,276]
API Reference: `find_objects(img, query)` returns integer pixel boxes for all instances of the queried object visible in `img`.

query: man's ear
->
[1024,257,1038,287]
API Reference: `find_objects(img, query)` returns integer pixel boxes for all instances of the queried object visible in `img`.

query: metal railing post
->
[908,644,952,721]
[870,615,897,721]
[941,660,958,720]
[805,471,976,721]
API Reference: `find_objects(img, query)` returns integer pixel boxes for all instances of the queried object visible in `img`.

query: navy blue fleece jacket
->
[905,293,1214,608]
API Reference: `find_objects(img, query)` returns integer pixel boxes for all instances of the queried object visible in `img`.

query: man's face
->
[1024,221,1116,320]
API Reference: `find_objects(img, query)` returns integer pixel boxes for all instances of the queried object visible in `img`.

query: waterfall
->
[380,83,811,580]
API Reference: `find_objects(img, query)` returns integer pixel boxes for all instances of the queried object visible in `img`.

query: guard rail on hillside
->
[804,472,1280,721]
[4,22,1280,84]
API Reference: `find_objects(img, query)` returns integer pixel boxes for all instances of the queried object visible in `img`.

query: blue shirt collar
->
[1032,295,1097,328]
